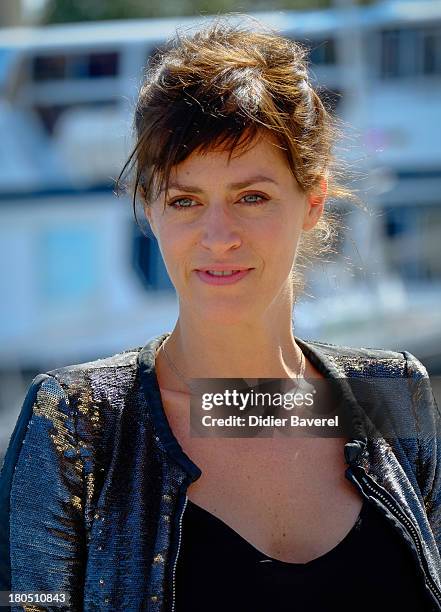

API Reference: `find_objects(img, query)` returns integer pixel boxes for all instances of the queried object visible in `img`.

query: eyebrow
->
[160,174,279,194]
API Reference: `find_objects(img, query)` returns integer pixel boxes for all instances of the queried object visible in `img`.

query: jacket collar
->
[137,332,370,478]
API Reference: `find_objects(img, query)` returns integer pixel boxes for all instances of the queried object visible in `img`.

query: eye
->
[167,197,198,210]
[239,193,268,205]
[167,193,269,211]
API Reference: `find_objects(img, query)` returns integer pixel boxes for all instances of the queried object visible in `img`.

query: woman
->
[1,18,440,612]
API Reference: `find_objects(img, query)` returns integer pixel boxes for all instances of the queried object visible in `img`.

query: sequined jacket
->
[0,332,440,611]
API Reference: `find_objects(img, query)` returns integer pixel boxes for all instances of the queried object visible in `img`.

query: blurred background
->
[1,0,440,459]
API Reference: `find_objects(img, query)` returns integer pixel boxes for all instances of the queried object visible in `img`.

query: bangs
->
[116,19,338,225]
[137,98,282,210]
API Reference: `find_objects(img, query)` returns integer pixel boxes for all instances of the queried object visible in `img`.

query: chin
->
[195,297,262,326]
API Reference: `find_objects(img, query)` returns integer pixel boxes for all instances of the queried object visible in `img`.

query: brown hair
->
[116,16,358,298]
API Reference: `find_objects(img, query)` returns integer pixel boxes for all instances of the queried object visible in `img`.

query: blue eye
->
[168,198,197,210]
[240,194,267,205]
[167,193,268,211]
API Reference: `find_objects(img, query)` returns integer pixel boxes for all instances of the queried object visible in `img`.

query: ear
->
[302,177,327,231]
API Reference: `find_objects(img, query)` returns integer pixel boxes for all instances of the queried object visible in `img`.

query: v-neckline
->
[184,497,367,567]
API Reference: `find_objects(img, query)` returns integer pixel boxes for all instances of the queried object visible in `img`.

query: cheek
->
[156,224,192,268]
[264,217,302,275]
[260,215,299,250]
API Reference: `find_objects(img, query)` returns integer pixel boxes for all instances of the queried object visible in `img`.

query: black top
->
[175,497,431,612]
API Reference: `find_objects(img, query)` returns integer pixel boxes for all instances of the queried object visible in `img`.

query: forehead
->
[169,133,292,181]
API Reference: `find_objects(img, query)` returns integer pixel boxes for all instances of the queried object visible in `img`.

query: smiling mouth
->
[204,270,246,276]
[195,269,253,285]
[196,267,253,273]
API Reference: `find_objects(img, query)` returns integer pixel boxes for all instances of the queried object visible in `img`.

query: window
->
[88,52,119,77]
[380,26,441,79]
[381,28,420,78]
[31,51,119,82]
[33,54,65,81]
[0,47,14,94]
[383,204,441,281]
[423,27,441,75]
[298,38,336,66]
[309,39,336,66]
[131,223,173,291]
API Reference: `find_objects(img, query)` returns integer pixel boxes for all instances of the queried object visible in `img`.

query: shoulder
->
[303,337,406,361]
[44,345,144,401]
[5,345,147,457]
[300,337,428,379]
[47,345,143,379]
[3,345,145,453]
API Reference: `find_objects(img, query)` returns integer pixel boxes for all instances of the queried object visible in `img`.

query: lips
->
[205,270,242,276]
[196,266,253,272]
[195,268,252,285]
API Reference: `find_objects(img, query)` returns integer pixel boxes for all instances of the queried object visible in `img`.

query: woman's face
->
[146,133,325,325]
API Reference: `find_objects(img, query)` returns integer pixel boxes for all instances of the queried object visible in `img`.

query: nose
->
[200,202,242,253]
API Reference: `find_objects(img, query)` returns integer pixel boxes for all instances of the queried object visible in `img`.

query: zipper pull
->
[344,438,367,466]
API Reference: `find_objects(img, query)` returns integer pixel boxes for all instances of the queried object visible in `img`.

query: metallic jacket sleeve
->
[404,351,441,559]
[0,374,86,611]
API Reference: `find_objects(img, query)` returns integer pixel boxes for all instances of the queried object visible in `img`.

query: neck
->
[160,312,306,386]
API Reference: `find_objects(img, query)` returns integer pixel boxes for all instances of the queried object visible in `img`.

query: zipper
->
[170,492,189,612]
[349,465,441,610]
